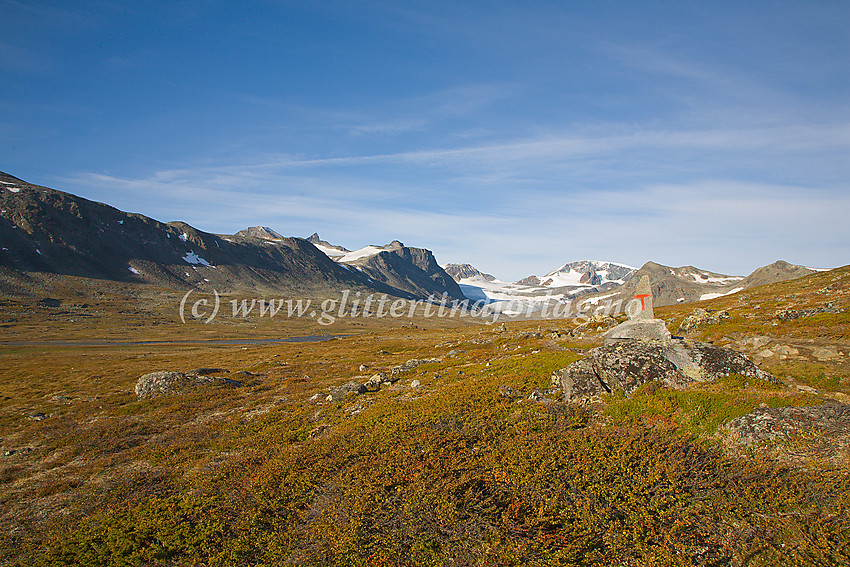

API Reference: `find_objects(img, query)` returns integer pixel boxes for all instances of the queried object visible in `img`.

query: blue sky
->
[2,0,848,280]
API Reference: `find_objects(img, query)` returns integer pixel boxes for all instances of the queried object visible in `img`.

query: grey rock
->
[498,384,523,399]
[327,381,367,401]
[551,359,609,399]
[725,401,850,446]
[136,371,187,399]
[668,341,777,383]
[676,308,731,334]
[363,373,385,392]
[593,341,685,394]
[773,345,799,356]
[189,367,227,376]
[389,358,442,379]
[135,371,241,400]
[738,336,771,351]
[775,305,840,321]
[603,319,672,345]
[411,380,421,389]
[551,340,775,401]
[812,346,842,361]
[527,388,555,403]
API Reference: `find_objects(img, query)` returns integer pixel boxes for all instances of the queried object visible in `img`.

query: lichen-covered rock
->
[389,358,442,380]
[527,388,555,403]
[594,341,684,394]
[774,304,840,321]
[551,358,607,399]
[724,401,850,448]
[327,381,366,402]
[676,308,731,335]
[664,341,777,383]
[498,385,523,399]
[550,340,775,401]
[135,371,240,399]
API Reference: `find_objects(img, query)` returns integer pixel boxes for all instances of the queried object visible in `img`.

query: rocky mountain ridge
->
[0,172,461,301]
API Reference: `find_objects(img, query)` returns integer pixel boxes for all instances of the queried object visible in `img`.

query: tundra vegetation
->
[0,267,848,566]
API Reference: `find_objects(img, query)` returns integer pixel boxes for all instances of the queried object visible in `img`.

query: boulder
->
[389,358,442,380]
[527,388,556,403]
[188,367,228,376]
[550,340,776,401]
[498,385,523,399]
[136,371,240,400]
[363,373,386,392]
[676,308,731,334]
[775,304,840,321]
[724,401,850,447]
[327,381,367,402]
[551,358,609,399]
[665,341,776,383]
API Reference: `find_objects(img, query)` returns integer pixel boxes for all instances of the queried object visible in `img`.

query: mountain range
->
[0,171,824,309]
[447,258,817,316]
[0,172,463,301]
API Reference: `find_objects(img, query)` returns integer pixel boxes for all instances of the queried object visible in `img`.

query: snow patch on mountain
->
[339,245,391,263]
[700,287,744,301]
[183,252,210,266]
[313,243,346,259]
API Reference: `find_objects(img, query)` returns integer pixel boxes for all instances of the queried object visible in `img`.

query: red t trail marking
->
[634,293,651,309]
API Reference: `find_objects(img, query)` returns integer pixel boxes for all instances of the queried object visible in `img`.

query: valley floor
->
[1,269,849,566]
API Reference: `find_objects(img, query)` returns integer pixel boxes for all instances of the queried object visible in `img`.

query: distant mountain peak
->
[443,263,496,282]
[234,226,285,240]
[306,233,350,255]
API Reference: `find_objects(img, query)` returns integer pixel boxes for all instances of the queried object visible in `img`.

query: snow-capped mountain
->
[445,260,637,315]
[574,260,816,309]
[305,233,349,259]
[536,260,636,288]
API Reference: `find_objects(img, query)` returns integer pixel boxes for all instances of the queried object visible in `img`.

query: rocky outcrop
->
[550,340,775,401]
[774,303,840,321]
[135,371,240,400]
[443,263,496,282]
[676,308,731,334]
[389,358,442,378]
[724,401,850,458]
[515,275,541,286]
[326,381,366,402]
[579,270,602,285]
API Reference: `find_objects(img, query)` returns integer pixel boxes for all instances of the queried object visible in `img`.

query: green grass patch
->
[604,377,818,436]
[771,361,850,394]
